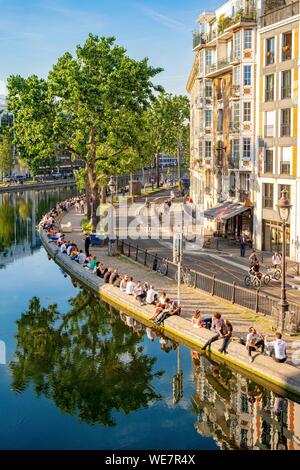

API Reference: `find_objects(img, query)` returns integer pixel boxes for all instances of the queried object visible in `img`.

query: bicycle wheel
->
[263,274,271,285]
[244,275,251,287]
[274,270,281,281]
[184,272,192,286]
[175,270,183,283]
[253,278,261,289]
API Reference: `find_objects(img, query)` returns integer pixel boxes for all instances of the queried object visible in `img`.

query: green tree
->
[0,130,14,179]
[8,35,163,228]
[146,92,190,187]
[10,291,163,426]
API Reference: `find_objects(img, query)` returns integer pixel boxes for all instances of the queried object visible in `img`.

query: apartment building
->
[188,0,258,238]
[255,0,300,261]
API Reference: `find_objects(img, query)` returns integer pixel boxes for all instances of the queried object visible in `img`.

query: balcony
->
[193,32,207,49]
[261,1,299,28]
[228,156,240,169]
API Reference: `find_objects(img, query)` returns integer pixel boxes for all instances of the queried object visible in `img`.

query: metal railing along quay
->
[116,239,300,326]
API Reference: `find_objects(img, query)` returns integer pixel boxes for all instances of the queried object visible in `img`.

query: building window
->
[282,32,292,61]
[281,70,291,99]
[232,139,239,159]
[244,65,251,86]
[232,102,240,129]
[205,49,212,66]
[243,138,251,159]
[280,147,291,174]
[234,31,241,59]
[265,111,275,137]
[263,183,274,208]
[264,149,273,173]
[244,29,252,49]
[266,37,275,65]
[281,108,291,136]
[204,110,212,128]
[205,81,213,98]
[265,74,274,102]
[243,102,251,122]
[233,66,240,86]
[205,141,212,159]
[279,184,291,202]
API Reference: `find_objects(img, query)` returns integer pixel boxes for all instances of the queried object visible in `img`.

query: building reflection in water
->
[191,351,300,450]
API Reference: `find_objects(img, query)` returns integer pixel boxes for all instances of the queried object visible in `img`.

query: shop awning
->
[204,202,252,221]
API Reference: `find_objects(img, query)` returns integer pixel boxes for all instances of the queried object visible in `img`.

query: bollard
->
[121,240,124,255]
[128,243,131,258]
[153,254,158,271]
[135,246,139,261]
[194,272,198,289]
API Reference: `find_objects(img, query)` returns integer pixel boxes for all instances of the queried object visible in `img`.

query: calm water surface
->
[0,188,299,450]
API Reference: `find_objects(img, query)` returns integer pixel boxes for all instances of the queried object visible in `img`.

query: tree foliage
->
[0,129,14,177]
[146,92,190,164]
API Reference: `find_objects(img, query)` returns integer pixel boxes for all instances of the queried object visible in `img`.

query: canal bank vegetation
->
[7,34,189,231]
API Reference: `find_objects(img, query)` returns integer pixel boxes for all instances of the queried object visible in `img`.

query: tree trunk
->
[87,164,100,231]
[86,183,91,220]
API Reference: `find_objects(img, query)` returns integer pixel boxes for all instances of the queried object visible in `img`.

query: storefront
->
[262,220,290,256]
[204,201,254,241]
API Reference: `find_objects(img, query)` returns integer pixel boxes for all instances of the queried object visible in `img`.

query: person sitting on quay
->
[246,327,265,363]
[218,319,233,355]
[109,269,119,285]
[104,267,113,283]
[119,275,128,292]
[125,276,136,295]
[154,300,181,325]
[76,250,86,265]
[201,312,225,351]
[150,297,170,321]
[96,262,108,278]
[67,242,75,257]
[265,332,287,363]
[88,255,97,271]
[113,274,122,288]
[145,285,158,305]
[133,282,147,306]
[192,310,212,330]
[70,245,80,260]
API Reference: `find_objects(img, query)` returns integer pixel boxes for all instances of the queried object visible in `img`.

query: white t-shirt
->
[134,286,143,297]
[126,281,136,295]
[60,243,66,253]
[268,339,287,359]
[67,245,73,256]
[146,289,157,304]
[246,332,261,347]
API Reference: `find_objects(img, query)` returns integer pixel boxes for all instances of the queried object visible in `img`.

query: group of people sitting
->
[39,195,85,233]
[190,310,287,363]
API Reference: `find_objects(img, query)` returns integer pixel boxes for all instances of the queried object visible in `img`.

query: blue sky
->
[0,0,220,96]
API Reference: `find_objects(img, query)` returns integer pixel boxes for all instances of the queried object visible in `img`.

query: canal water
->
[0,188,299,450]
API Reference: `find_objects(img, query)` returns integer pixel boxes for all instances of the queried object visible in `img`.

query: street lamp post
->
[277,189,292,332]
[108,176,116,256]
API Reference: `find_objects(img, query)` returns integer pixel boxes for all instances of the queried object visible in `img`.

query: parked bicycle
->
[175,266,193,286]
[264,265,282,282]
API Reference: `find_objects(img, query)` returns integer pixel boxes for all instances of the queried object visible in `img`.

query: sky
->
[0,0,221,97]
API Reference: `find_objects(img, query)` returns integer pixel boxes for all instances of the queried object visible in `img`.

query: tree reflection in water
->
[10,290,163,427]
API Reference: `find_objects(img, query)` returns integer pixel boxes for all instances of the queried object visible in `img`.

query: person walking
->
[84,234,91,257]
[240,234,246,257]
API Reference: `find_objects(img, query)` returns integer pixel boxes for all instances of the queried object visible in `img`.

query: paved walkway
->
[59,207,300,366]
